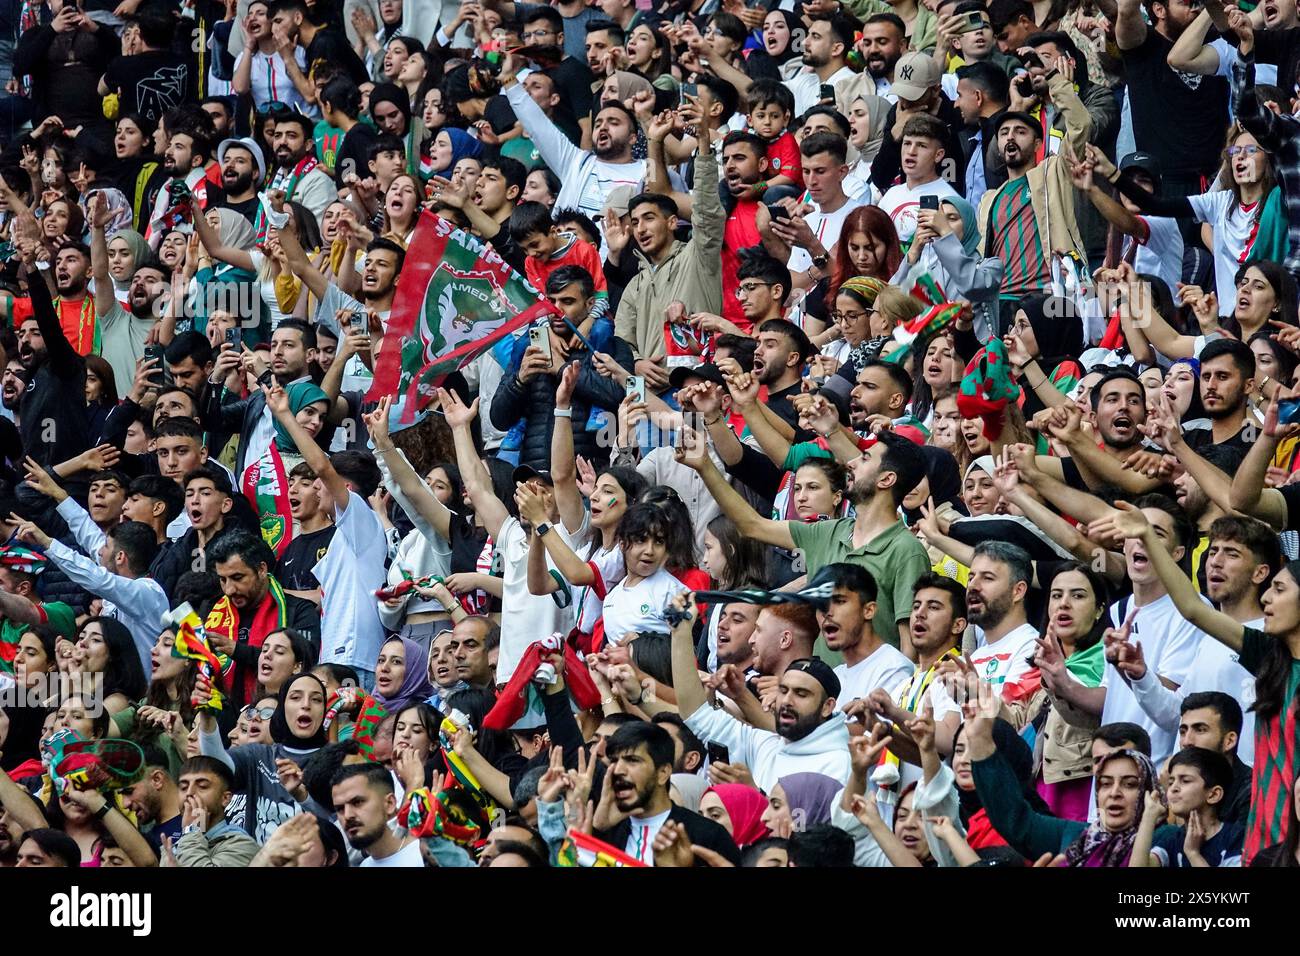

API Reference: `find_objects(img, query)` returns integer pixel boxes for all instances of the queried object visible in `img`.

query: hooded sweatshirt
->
[684,706,852,792]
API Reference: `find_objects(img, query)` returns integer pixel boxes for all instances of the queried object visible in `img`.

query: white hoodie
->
[684,707,852,792]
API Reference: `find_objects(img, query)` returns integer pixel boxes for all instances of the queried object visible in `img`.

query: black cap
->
[669,362,726,389]
[1120,151,1162,184]
[785,657,841,700]
[994,111,1042,137]
[512,464,554,487]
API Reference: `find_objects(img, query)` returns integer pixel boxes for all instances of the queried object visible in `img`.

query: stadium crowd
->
[0,0,1297,871]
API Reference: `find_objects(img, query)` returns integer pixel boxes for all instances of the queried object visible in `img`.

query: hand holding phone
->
[626,375,646,404]
[528,325,552,361]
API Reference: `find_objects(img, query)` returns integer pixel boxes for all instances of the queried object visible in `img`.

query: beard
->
[592,137,626,161]
[612,774,656,813]
[967,589,1013,629]
[866,53,897,78]
[803,49,829,69]
[345,820,385,851]
[778,708,823,742]
[223,169,256,195]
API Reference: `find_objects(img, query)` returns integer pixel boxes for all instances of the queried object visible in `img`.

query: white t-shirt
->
[360,838,424,867]
[1185,190,1264,307]
[597,566,687,647]
[624,808,671,866]
[878,178,959,243]
[576,545,623,636]
[785,65,857,116]
[233,47,312,114]
[834,641,915,709]
[496,515,585,683]
[969,622,1040,693]
[788,196,863,273]
[1100,593,1206,764]
[314,491,388,671]
[1123,215,1184,298]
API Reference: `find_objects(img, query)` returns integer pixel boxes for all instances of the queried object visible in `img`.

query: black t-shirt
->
[218,194,260,225]
[1276,483,1300,531]
[1122,31,1228,183]
[278,526,336,590]
[306,27,368,86]
[334,123,380,186]
[104,51,194,124]
[549,58,595,124]
[1181,420,1253,457]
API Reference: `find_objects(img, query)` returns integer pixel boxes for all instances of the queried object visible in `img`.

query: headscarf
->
[372,635,435,716]
[84,187,133,237]
[369,81,413,129]
[272,381,330,453]
[776,772,841,829]
[903,445,965,525]
[268,673,329,749]
[706,783,770,847]
[609,70,654,104]
[670,773,709,813]
[940,195,980,257]
[837,275,886,309]
[213,207,258,251]
[107,228,150,280]
[1062,749,1161,868]
[433,128,483,177]
[1016,293,1084,372]
[965,455,996,482]
[767,9,806,66]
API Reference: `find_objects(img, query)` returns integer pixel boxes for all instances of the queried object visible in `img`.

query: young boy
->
[279,461,336,603]
[1131,747,1244,868]
[877,113,958,243]
[367,135,407,194]
[743,79,802,196]
[509,202,609,319]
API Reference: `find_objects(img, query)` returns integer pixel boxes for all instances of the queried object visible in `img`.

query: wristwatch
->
[811,252,830,270]
[93,801,112,820]
[535,522,553,538]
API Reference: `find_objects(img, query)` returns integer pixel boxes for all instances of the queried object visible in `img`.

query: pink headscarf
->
[706,784,771,848]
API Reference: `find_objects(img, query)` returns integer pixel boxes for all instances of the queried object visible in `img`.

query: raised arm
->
[264,383,351,511]
[440,387,510,540]
[516,483,596,587]
[676,426,797,549]
[1091,501,1244,653]
[367,396,452,541]
[191,199,256,272]
[88,193,117,320]
[1167,9,1220,74]
[668,592,708,719]
[1228,388,1292,529]
[550,363,586,533]
[1115,0,1148,50]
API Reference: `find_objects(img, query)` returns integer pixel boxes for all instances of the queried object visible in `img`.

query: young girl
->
[69,618,147,716]
[256,628,316,698]
[521,496,691,648]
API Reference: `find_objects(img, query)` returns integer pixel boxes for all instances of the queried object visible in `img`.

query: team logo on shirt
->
[640,603,651,615]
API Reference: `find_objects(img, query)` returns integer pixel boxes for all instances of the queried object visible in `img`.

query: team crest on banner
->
[370,211,557,430]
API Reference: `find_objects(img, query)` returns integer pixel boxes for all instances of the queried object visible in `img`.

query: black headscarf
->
[369,82,413,130]
[1017,293,1083,372]
[767,9,807,67]
[903,445,967,525]
[269,673,330,750]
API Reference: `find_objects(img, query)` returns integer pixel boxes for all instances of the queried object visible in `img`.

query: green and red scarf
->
[205,576,291,706]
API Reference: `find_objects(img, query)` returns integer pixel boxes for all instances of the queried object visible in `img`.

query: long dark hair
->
[395,701,447,788]
[705,514,768,589]
[141,628,199,730]
[1254,560,1300,722]
[79,617,147,702]
[1041,562,1110,653]
[84,354,119,407]
[632,487,698,571]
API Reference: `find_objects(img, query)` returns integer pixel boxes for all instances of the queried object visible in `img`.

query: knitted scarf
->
[206,576,291,706]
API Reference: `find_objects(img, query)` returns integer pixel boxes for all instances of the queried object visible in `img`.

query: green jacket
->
[844,0,937,52]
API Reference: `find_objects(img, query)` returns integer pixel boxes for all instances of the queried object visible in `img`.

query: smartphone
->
[224,326,240,347]
[1016,73,1037,97]
[257,368,274,390]
[919,194,940,211]
[626,375,646,404]
[769,203,791,222]
[1279,397,1300,425]
[819,83,835,103]
[143,344,165,388]
[681,82,698,100]
[706,743,730,765]
[528,325,552,360]
[963,11,986,30]
[349,310,368,335]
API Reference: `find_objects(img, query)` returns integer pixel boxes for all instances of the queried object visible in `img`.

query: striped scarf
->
[205,576,291,707]
[257,155,319,241]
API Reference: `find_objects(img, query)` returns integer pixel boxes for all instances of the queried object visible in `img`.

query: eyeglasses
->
[1227,145,1262,157]
[243,706,276,721]
[735,281,771,298]
[521,29,554,40]
[830,310,867,324]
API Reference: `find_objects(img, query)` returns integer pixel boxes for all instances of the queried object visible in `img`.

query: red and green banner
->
[368,211,555,429]
[241,405,292,558]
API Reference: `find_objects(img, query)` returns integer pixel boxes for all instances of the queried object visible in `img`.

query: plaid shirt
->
[1232,54,1300,278]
